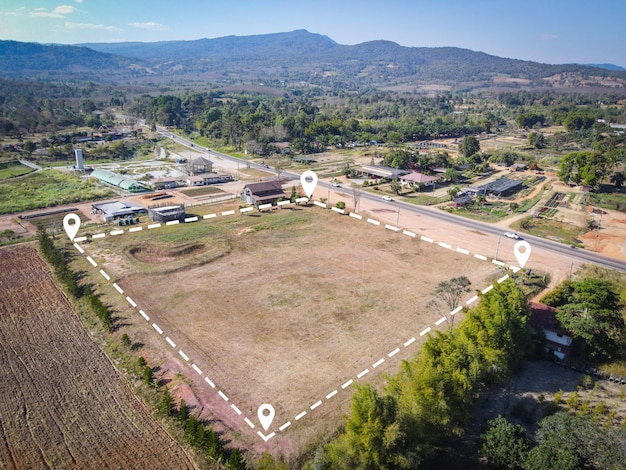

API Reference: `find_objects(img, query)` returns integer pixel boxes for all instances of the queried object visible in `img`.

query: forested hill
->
[0,40,136,81]
[2,30,626,91]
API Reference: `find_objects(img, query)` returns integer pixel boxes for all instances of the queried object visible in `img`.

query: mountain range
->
[1,29,625,93]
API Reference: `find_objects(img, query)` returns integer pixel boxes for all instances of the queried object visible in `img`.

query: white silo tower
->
[74,149,84,170]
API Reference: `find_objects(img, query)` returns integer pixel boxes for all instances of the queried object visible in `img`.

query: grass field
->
[0,169,114,214]
[85,204,501,454]
[0,161,34,179]
[180,186,225,197]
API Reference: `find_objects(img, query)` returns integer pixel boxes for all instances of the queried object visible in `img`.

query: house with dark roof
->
[529,301,574,362]
[241,181,286,205]
[356,165,409,180]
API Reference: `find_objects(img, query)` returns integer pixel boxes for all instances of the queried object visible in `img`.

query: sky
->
[1,0,625,67]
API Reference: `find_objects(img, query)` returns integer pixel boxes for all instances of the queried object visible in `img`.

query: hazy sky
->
[1,0,624,66]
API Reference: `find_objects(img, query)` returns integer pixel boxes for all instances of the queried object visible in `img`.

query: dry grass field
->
[85,205,502,456]
[0,245,195,469]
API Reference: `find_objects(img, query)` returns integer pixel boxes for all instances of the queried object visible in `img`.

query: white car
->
[382,195,393,201]
[503,232,521,239]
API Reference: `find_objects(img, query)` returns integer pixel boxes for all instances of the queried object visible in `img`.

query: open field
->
[0,161,34,179]
[84,204,502,456]
[0,245,195,470]
[0,169,114,214]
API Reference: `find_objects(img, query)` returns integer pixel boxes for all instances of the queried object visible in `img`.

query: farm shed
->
[90,169,148,193]
[241,181,285,205]
[471,178,523,197]
[92,201,146,222]
[356,165,409,180]
[148,204,186,223]
[186,173,233,186]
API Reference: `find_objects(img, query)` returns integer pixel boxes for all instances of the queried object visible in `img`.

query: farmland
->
[85,204,501,454]
[0,245,195,469]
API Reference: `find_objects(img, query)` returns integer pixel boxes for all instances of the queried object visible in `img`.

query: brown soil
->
[0,245,196,470]
[87,206,501,460]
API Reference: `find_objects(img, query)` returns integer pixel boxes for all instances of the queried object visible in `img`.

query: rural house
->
[241,181,286,205]
[399,172,440,188]
[529,301,574,362]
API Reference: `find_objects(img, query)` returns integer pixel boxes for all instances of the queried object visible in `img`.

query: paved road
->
[153,126,626,274]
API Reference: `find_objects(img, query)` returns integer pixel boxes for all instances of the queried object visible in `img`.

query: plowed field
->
[0,245,196,470]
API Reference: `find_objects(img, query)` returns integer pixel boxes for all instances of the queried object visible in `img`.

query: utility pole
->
[494,234,502,261]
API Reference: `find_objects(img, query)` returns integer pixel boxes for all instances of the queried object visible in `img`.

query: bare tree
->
[429,276,472,327]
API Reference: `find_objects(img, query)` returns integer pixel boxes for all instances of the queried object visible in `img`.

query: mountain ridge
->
[1,30,625,92]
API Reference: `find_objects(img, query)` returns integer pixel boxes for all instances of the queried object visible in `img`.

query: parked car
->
[382,195,393,201]
[503,232,521,239]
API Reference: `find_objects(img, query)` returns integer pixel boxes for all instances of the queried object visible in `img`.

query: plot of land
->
[0,245,195,469]
[88,206,501,451]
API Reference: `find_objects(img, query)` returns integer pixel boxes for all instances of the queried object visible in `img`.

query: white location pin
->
[63,213,81,241]
[300,170,318,198]
[513,240,531,268]
[257,404,275,432]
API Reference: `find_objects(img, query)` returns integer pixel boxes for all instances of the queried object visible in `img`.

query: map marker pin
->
[513,240,531,268]
[257,404,275,432]
[300,170,318,198]
[63,213,81,241]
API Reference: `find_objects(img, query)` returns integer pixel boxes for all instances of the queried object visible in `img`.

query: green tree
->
[525,412,626,470]
[158,388,175,416]
[390,179,402,195]
[448,186,460,199]
[611,171,624,188]
[459,135,480,158]
[142,366,153,386]
[121,333,131,348]
[226,448,245,469]
[528,132,546,149]
[444,167,460,183]
[22,140,36,155]
[480,416,529,469]
[177,401,190,425]
[553,278,624,361]
[325,384,419,469]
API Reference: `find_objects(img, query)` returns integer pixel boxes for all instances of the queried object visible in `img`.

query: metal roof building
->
[91,169,148,193]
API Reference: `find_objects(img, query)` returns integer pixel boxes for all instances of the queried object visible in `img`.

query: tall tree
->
[458,135,480,158]
[553,278,624,361]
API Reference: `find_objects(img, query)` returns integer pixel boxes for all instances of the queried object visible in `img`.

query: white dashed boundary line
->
[72,201,522,441]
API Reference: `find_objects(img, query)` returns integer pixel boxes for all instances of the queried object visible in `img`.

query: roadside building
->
[153,177,179,190]
[148,204,186,223]
[92,201,146,222]
[90,169,148,193]
[529,301,574,362]
[186,173,233,186]
[241,181,285,205]
[470,178,523,197]
[399,172,440,187]
[355,165,409,180]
